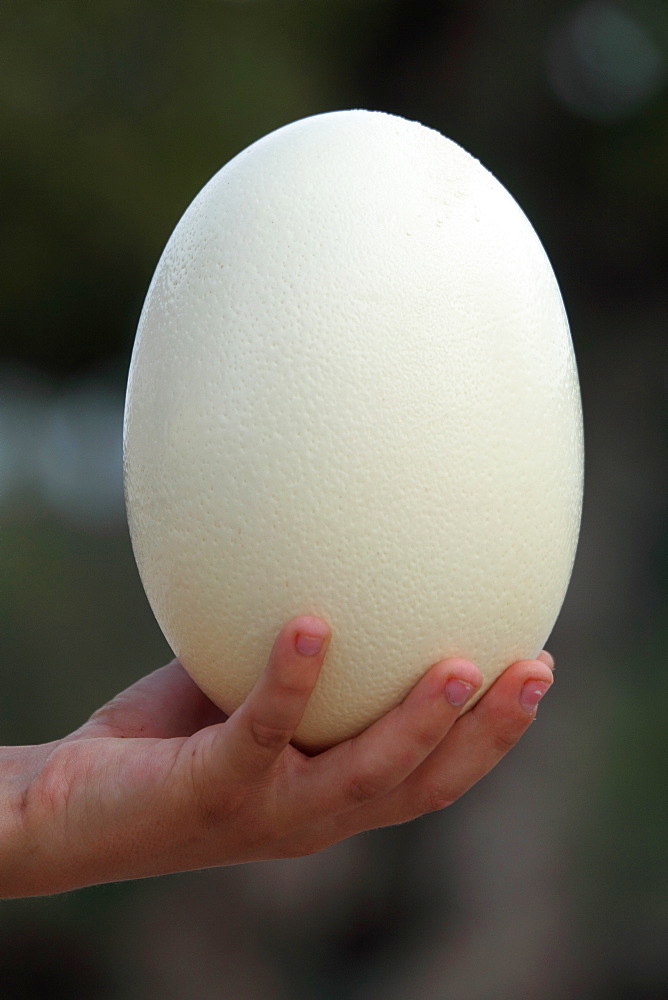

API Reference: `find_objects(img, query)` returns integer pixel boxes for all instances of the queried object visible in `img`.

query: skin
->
[0,617,553,898]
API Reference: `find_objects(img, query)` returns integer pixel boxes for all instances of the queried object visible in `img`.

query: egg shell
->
[124,109,583,750]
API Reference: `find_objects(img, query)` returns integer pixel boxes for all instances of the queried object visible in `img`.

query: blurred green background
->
[1,1,666,997]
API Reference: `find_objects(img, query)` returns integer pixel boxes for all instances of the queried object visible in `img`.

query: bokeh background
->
[1,1,666,997]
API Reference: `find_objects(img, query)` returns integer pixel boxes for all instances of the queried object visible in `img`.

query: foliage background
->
[1,1,666,997]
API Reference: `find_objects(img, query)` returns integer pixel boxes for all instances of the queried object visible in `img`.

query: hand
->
[1,617,553,898]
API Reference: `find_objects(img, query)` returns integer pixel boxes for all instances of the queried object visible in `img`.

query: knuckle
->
[84,703,128,736]
[274,677,312,700]
[492,726,521,755]
[410,721,442,752]
[250,719,292,752]
[84,696,146,738]
[86,703,112,725]
[421,787,455,814]
[347,771,386,805]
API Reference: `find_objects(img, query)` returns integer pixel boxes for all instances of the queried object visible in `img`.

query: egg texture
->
[124,110,583,749]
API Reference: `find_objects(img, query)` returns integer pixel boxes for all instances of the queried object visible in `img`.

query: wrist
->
[0,742,61,898]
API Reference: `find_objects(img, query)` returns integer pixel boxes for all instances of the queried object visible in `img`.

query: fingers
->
[336,656,554,832]
[219,616,331,781]
[296,657,483,820]
[442,657,554,787]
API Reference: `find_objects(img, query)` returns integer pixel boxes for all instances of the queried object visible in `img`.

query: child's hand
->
[1,617,553,897]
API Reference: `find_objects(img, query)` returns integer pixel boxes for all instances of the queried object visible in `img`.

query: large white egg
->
[124,110,583,750]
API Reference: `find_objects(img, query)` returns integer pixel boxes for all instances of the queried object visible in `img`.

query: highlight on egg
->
[124,109,584,750]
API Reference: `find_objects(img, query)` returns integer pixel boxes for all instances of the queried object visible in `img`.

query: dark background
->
[1,1,666,997]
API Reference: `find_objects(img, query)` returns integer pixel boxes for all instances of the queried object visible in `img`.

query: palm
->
[71,659,227,741]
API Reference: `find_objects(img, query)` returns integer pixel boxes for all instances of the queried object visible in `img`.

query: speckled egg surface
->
[124,109,583,749]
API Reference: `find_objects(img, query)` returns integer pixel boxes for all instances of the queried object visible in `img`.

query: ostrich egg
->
[124,110,583,750]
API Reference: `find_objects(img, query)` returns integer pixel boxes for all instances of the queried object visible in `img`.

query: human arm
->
[0,616,553,898]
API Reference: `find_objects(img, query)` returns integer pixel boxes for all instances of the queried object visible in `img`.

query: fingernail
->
[540,650,555,671]
[296,633,324,657]
[520,680,551,713]
[445,678,475,707]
